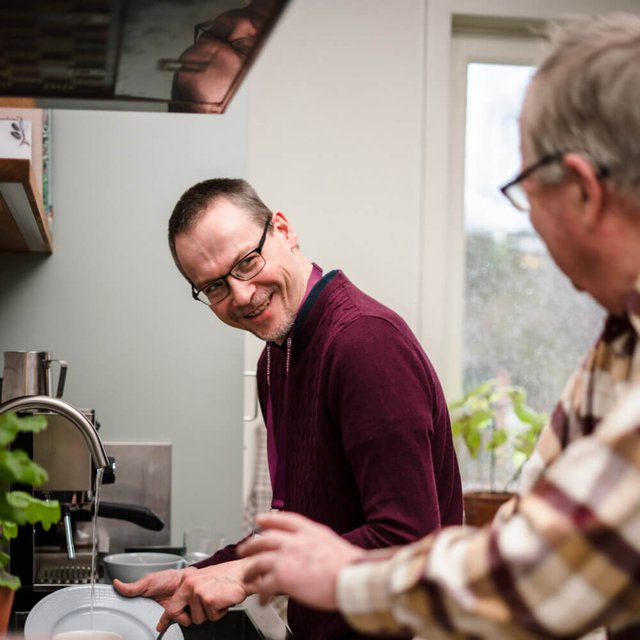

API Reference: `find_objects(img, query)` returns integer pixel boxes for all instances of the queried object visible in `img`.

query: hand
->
[113,560,251,632]
[238,511,365,610]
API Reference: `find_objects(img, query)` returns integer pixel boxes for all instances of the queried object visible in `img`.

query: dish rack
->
[35,551,103,586]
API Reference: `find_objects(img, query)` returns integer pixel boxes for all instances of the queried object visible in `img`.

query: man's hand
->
[113,560,252,632]
[238,511,365,610]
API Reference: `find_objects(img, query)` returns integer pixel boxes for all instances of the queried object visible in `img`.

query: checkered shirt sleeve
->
[337,278,640,639]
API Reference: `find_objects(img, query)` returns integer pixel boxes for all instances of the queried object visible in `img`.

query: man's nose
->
[227,277,256,305]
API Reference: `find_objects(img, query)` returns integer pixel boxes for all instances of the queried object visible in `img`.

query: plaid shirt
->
[337,276,640,639]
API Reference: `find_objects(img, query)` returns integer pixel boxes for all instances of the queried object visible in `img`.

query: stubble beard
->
[252,311,295,344]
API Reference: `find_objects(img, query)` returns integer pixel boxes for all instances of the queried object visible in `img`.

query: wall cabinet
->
[0,158,52,252]
[0,108,52,253]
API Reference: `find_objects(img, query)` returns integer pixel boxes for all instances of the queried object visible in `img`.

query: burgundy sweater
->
[201,271,462,639]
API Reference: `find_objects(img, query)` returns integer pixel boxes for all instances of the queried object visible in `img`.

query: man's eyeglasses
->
[192,218,271,306]
[500,151,611,212]
[194,21,218,44]
[194,20,255,55]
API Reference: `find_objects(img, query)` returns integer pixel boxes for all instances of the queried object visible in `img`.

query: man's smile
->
[245,294,272,319]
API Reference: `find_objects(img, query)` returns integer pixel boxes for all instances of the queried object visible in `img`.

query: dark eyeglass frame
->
[191,218,271,306]
[193,19,255,56]
[194,21,217,44]
[500,151,611,212]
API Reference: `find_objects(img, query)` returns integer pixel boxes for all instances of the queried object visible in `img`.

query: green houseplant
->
[0,411,61,629]
[448,378,548,525]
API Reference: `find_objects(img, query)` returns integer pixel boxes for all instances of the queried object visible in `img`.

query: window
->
[451,36,605,489]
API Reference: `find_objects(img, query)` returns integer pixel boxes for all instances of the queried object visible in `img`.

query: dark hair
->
[168,178,273,272]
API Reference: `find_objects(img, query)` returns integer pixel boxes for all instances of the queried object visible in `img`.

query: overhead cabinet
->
[0,108,53,253]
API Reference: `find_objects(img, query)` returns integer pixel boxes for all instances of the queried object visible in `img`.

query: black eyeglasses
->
[191,218,271,306]
[194,21,217,44]
[193,20,255,55]
[500,151,611,212]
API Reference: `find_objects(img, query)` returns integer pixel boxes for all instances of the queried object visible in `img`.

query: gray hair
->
[168,178,273,273]
[521,13,640,202]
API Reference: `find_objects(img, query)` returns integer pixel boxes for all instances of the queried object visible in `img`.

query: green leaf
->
[0,521,18,541]
[0,449,49,486]
[0,568,21,590]
[0,411,59,589]
[0,491,60,529]
[487,428,508,451]
[0,413,48,447]
[463,428,482,458]
[468,410,493,432]
[449,378,547,466]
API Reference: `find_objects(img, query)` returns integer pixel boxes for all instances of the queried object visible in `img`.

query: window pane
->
[461,62,604,489]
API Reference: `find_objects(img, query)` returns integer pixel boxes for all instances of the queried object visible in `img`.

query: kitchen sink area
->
[181,611,263,640]
[181,598,291,640]
[12,594,291,639]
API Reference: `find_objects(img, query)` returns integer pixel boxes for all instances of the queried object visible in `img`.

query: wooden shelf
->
[0,157,52,252]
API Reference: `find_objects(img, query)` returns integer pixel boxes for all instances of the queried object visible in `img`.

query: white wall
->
[248,0,427,330]
[0,94,249,546]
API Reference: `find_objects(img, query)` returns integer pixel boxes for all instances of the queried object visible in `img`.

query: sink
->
[180,598,291,640]
[181,610,264,639]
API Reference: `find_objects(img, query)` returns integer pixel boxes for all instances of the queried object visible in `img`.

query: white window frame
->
[446,34,543,397]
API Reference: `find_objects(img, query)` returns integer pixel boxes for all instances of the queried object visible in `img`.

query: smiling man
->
[114,178,463,640]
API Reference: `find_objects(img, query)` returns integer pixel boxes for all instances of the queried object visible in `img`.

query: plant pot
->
[463,490,514,527]
[0,585,15,635]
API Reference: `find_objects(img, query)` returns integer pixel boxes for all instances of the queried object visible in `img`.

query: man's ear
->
[272,211,299,248]
[563,152,606,229]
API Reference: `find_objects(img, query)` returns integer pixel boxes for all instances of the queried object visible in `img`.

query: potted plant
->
[448,378,547,526]
[0,411,61,632]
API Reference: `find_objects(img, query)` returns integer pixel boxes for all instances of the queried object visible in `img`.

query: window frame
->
[444,34,544,398]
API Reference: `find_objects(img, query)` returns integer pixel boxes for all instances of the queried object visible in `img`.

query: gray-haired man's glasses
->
[500,151,610,213]
[192,219,270,306]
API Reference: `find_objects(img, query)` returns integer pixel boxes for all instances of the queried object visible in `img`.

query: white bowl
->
[103,552,185,583]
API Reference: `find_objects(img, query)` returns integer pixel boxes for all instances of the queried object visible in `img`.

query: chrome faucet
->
[0,395,112,560]
[0,395,110,469]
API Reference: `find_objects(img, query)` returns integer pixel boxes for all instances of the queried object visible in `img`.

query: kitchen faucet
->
[0,394,113,559]
[0,395,111,469]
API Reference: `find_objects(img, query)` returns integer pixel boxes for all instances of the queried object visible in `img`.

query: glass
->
[194,20,216,44]
[192,218,270,306]
[194,20,255,56]
[500,152,611,212]
[499,152,564,212]
[183,526,226,564]
[461,62,604,490]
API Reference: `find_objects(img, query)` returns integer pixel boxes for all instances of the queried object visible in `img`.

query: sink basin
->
[180,599,291,640]
[181,610,263,639]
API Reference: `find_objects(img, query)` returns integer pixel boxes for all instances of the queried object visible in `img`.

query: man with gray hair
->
[239,13,640,639]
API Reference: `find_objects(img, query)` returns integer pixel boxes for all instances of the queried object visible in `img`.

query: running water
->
[89,466,105,628]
